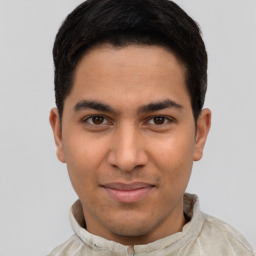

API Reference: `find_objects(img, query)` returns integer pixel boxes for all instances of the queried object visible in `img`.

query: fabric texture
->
[48,193,255,256]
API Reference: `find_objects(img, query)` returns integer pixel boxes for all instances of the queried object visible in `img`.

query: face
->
[50,44,211,245]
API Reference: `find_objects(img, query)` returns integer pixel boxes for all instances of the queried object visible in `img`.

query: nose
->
[107,124,148,172]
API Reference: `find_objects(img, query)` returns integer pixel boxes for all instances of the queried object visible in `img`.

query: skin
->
[50,44,211,245]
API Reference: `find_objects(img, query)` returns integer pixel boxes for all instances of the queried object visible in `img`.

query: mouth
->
[102,182,154,203]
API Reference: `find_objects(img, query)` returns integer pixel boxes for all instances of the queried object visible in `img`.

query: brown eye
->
[85,115,107,125]
[91,116,105,125]
[153,116,165,125]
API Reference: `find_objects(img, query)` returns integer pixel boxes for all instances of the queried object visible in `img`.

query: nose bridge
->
[108,122,147,171]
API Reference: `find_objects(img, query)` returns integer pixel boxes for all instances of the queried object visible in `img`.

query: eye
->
[148,116,171,125]
[83,115,109,125]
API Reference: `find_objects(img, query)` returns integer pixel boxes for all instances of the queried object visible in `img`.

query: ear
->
[193,108,211,161]
[49,108,66,163]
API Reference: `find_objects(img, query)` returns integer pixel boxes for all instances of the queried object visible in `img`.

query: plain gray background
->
[0,1,255,255]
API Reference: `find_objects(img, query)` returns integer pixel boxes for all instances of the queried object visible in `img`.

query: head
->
[50,0,211,245]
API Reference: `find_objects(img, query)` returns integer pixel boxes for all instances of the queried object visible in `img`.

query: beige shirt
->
[48,193,255,256]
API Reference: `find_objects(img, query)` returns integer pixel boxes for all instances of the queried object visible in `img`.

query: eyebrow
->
[138,99,183,114]
[74,100,116,114]
[74,98,183,114]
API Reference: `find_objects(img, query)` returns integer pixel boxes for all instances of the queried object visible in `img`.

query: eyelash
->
[82,115,174,127]
[147,116,174,126]
[82,115,111,126]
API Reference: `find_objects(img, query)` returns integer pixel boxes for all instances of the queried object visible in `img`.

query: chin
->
[103,213,160,239]
[110,224,150,237]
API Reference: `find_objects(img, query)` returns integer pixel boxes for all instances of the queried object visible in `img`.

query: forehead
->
[65,44,191,112]
[75,43,186,80]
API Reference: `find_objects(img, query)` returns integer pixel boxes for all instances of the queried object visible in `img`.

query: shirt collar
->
[69,193,204,254]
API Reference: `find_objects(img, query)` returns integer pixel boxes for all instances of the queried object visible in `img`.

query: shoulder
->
[47,234,85,256]
[198,212,255,255]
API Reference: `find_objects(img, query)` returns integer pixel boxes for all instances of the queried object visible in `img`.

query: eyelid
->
[82,115,112,126]
[146,115,175,125]
[80,114,175,127]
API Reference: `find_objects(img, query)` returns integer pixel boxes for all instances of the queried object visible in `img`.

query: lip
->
[102,182,154,203]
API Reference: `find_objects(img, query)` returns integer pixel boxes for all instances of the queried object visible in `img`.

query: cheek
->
[63,130,108,167]
[62,133,108,195]
[149,131,195,183]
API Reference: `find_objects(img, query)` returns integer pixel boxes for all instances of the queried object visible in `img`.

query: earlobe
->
[193,108,211,161]
[49,108,66,163]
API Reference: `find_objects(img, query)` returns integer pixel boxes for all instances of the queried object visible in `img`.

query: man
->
[48,0,255,255]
